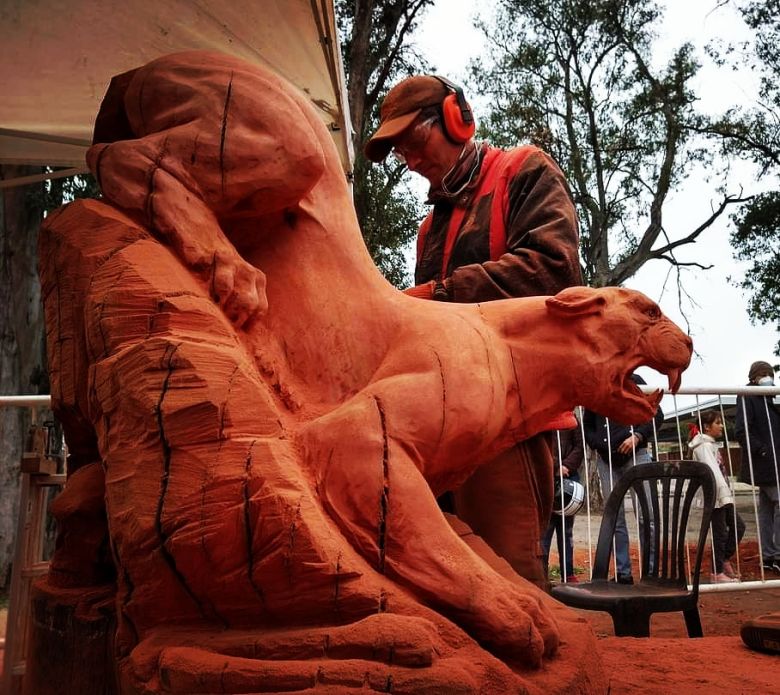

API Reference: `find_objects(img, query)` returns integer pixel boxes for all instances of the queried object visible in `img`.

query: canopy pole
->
[0,167,88,190]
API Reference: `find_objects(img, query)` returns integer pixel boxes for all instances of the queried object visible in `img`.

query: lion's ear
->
[546,287,607,316]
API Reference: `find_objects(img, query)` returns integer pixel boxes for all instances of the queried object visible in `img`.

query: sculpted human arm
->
[150,172,268,325]
[88,143,268,327]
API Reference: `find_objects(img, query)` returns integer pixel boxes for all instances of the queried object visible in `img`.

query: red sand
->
[5,589,778,692]
[599,635,777,692]
[550,539,780,692]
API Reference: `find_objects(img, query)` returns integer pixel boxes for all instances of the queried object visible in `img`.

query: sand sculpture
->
[34,52,693,693]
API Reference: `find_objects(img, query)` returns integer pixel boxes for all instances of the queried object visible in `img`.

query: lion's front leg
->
[122,614,461,693]
[302,392,559,667]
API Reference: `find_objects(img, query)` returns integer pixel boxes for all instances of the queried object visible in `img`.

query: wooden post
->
[2,420,65,695]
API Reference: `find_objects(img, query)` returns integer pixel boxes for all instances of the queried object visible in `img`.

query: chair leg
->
[683,607,704,637]
[611,608,650,637]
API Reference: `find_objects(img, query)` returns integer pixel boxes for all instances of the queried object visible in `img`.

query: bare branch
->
[654,257,715,270]
[650,193,753,257]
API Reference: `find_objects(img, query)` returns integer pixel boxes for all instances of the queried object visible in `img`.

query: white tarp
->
[0,0,353,187]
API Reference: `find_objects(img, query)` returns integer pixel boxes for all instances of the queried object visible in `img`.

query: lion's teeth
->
[668,368,681,392]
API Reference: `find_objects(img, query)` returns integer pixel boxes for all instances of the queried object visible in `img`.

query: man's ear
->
[546,286,607,317]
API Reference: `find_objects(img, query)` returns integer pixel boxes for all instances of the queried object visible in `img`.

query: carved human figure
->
[38,51,692,693]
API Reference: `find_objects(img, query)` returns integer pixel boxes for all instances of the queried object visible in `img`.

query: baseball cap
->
[364,75,448,162]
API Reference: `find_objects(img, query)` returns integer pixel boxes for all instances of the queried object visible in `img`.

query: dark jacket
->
[583,376,663,467]
[735,386,780,486]
[414,143,582,301]
[552,425,585,475]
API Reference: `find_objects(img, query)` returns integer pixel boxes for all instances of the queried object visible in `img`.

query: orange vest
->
[416,145,536,278]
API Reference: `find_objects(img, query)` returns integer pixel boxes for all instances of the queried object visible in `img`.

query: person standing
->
[688,412,746,582]
[583,373,663,584]
[364,75,581,585]
[735,360,780,574]
[542,422,585,583]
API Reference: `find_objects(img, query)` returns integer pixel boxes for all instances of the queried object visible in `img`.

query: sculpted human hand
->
[212,247,268,326]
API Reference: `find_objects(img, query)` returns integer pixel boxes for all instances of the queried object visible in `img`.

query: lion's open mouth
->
[623,365,682,410]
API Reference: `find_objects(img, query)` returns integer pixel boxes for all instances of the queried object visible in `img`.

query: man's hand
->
[212,248,268,327]
[403,281,435,300]
[559,465,571,478]
[616,434,641,456]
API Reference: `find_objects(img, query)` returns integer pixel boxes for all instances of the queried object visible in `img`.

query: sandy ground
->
[2,590,777,692]
[2,487,777,691]
[599,635,778,693]
[545,490,780,692]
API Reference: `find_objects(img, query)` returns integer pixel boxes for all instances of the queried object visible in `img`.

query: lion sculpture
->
[35,52,692,694]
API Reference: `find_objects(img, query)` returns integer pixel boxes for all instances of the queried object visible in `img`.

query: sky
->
[409,0,779,394]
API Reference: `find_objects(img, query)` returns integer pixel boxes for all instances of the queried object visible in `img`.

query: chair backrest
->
[592,460,716,591]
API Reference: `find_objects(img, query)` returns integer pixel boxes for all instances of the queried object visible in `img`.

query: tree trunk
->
[587,449,604,512]
[0,166,46,589]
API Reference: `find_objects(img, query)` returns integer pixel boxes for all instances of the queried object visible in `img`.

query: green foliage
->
[471,0,739,288]
[26,170,100,215]
[737,0,780,170]
[352,157,424,287]
[705,0,780,173]
[730,192,780,355]
[336,1,435,288]
[703,1,780,350]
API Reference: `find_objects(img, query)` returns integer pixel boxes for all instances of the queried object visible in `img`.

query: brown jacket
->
[552,426,585,475]
[415,143,582,301]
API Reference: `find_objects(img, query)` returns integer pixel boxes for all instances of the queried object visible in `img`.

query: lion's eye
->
[646,307,661,320]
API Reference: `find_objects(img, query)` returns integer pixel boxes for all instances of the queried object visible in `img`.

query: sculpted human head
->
[87,51,327,220]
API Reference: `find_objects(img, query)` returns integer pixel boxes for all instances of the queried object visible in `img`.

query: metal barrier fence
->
[3,388,779,596]
[551,386,780,593]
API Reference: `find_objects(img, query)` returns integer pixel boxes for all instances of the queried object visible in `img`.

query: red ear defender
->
[441,93,476,142]
[434,76,476,143]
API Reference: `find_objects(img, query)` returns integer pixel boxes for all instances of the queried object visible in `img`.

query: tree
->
[1,167,46,588]
[0,171,97,589]
[704,0,780,354]
[729,194,780,355]
[704,0,780,172]
[336,0,435,287]
[470,0,749,288]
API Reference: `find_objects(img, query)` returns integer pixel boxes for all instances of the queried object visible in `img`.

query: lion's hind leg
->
[303,392,559,667]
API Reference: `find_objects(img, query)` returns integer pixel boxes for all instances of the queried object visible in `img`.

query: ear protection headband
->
[433,75,475,143]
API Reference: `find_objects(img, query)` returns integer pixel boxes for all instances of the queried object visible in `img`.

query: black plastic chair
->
[551,460,716,637]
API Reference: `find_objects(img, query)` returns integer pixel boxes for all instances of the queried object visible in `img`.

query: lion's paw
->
[465,584,559,668]
[212,247,268,326]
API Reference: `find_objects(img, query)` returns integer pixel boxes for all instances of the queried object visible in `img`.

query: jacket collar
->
[426,141,489,206]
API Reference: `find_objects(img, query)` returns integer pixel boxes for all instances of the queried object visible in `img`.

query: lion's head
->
[544,286,693,425]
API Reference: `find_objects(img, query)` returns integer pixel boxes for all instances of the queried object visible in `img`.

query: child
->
[689,412,746,583]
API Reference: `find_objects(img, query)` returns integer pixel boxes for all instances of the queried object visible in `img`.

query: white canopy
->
[0,0,353,188]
